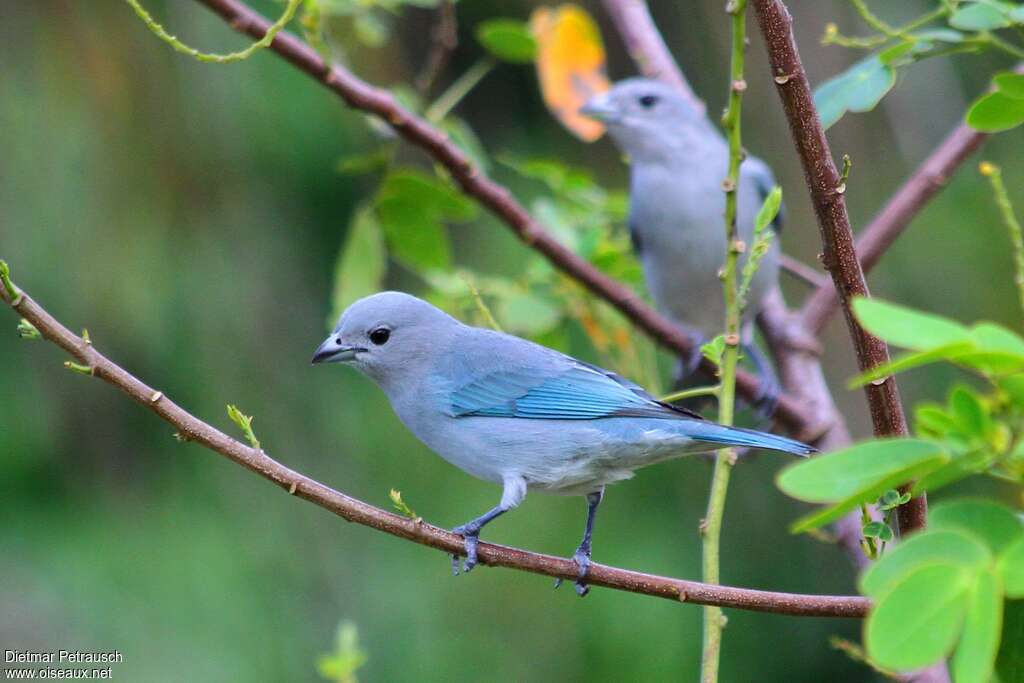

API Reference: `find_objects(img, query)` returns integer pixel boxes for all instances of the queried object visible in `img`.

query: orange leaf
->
[530,5,610,142]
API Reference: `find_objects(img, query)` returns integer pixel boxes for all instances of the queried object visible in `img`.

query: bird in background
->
[312,292,813,595]
[581,78,783,413]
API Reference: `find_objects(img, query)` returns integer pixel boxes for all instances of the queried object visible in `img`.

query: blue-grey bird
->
[580,78,783,411]
[312,292,813,595]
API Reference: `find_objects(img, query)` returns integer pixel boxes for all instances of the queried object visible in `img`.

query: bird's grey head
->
[312,291,460,387]
[580,78,708,163]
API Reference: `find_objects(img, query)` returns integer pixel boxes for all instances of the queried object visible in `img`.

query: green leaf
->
[863,521,895,542]
[931,499,1024,555]
[701,335,726,366]
[912,29,966,44]
[782,440,948,532]
[995,73,1024,99]
[878,41,915,65]
[952,570,1003,683]
[376,196,452,271]
[754,186,783,233]
[331,205,386,323]
[916,403,957,435]
[997,600,1024,683]
[910,454,988,496]
[949,386,991,439]
[778,439,945,504]
[852,297,970,351]
[967,92,1024,133]
[353,10,390,47]
[999,537,1024,598]
[814,56,896,130]
[866,564,971,671]
[378,170,476,220]
[848,342,975,387]
[476,19,537,64]
[226,404,260,450]
[498,292,562,336]
[1000,375,1024,405]
[861,530,992,597]
[950,1,1013,30]
[374,170,478,273]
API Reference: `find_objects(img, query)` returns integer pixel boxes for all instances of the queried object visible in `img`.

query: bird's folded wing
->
[449,364,699,421]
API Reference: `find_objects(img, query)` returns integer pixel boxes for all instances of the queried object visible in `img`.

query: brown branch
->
[750,0,926,534]
[600,0,704,113]
[780,253,828,289]
[800,122,989,335]
[188,0,809,435]
[0,274,868,618]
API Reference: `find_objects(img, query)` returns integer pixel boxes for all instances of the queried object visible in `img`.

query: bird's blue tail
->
[684,422,815,457]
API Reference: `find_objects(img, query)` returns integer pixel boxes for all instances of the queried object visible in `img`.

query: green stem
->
[700,0,746,680]
[660,385,721,403]
[124,0,301,64]
[823,6,947,50]
[425,58,496,124]
[859,504,878,560]
[979,32,1024,60]
[980,162,1024,323]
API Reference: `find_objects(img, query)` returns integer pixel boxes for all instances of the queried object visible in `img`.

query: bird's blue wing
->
[450,362,703,421]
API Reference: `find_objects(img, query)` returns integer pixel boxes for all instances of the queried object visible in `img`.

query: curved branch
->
[0,275,868,618]
[185,0,809,436]
[749,0,926,534]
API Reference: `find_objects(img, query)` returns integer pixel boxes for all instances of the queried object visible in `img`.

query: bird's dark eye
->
[638,94,659,109]
[369,327,391,346]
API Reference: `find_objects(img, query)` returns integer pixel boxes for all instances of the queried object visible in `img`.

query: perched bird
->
[580,78,783,411]
[313,292,813,595]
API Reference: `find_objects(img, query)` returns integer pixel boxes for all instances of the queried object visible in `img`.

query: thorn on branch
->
[150,391,164,403]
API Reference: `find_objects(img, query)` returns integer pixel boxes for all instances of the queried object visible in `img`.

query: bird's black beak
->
[311,336,365,364]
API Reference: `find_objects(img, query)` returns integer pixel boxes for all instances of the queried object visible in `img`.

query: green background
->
[1,1,1021,680]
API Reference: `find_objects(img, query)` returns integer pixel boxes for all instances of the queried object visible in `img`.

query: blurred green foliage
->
[1,1,1023,681]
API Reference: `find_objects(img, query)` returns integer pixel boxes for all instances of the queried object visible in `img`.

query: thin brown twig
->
[0,277,869,618]
[780,253,828,289]
[750,0,926,534]
[188,0,809,434]
[415,0,458,94]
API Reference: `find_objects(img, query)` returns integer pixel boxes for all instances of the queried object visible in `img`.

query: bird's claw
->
[555,547,592,596]
[573,548,592,596]
[451,524,479,575]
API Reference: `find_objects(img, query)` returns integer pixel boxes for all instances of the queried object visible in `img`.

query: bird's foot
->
[451,524,480,575]
[554,546,593,597]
